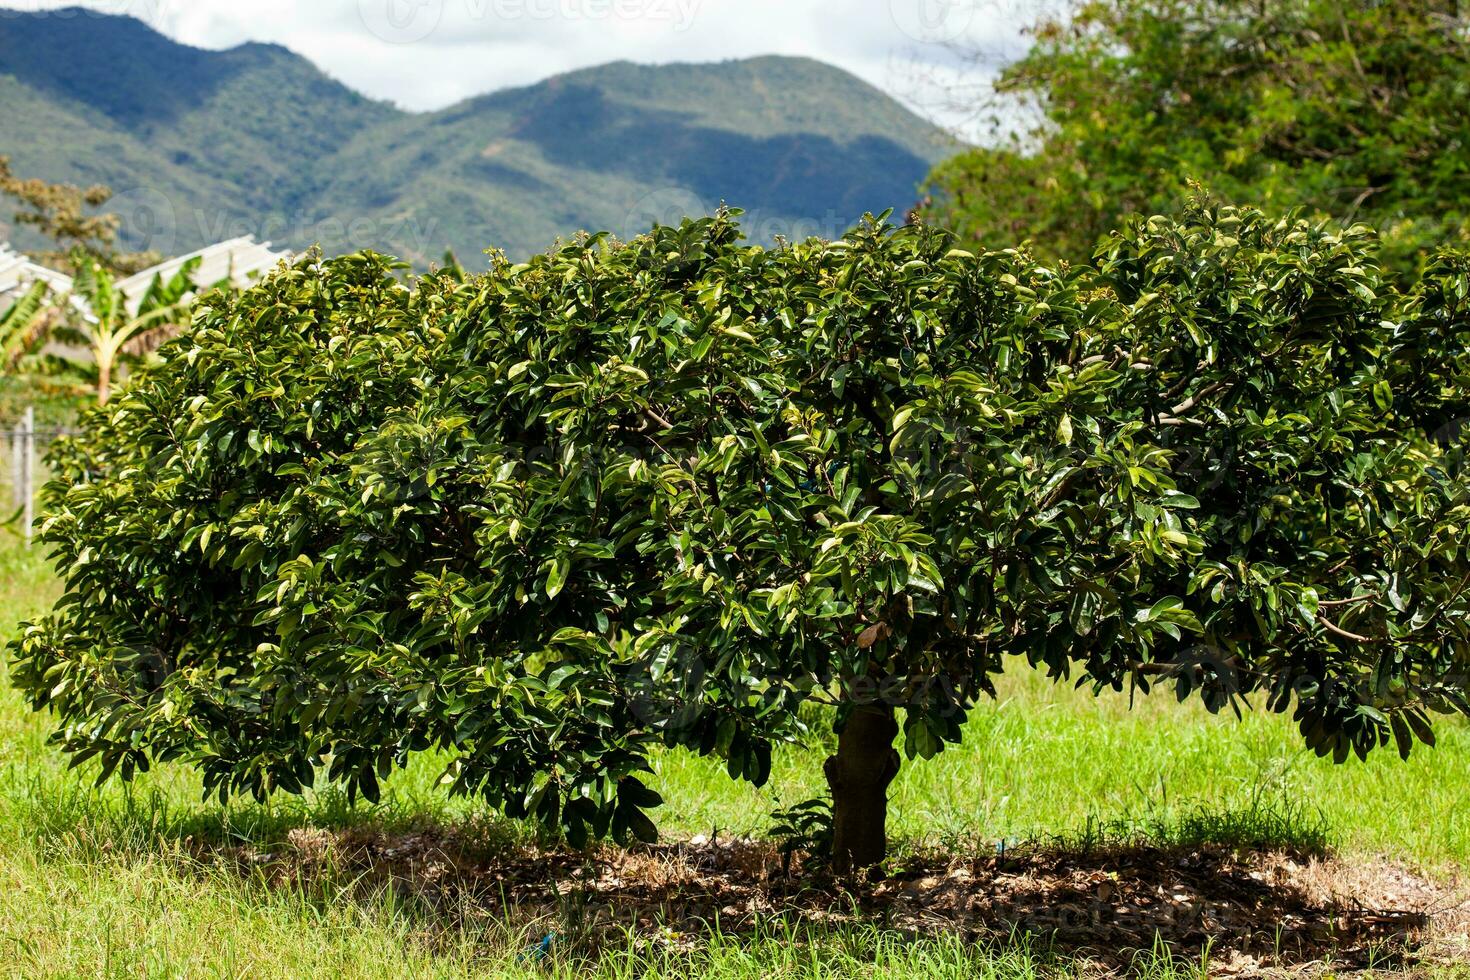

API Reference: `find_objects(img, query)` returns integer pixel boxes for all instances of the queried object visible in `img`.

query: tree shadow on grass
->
[14,783,1466,974]
[203,821,1462,974]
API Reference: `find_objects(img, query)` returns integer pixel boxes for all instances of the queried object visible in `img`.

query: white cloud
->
[7,0,1050,138]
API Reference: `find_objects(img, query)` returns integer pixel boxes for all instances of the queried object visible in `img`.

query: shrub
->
[13,204,1470,871]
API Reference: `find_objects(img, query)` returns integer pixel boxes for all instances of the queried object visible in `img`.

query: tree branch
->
[1317,593,1377,608]
[1317,614,1384,644]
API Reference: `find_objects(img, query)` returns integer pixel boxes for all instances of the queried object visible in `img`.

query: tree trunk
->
[824,703,901,874]
[97,352,112,405]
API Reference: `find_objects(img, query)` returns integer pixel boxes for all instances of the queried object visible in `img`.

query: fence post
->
[23,406,35,548]
[9,418,20,514]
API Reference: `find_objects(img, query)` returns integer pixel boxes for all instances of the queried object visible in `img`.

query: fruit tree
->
[14,204,1470,871]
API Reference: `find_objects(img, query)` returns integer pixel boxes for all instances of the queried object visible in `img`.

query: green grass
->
[651,671,1470,869]
[1,533,1468,977]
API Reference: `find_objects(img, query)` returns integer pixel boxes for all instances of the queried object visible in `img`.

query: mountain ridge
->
[0,8,959,264]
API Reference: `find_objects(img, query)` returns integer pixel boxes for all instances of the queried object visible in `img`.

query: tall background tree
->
[0,156,158,276]
[925,0,1470,272]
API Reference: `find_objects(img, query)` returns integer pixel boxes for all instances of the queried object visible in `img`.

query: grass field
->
[1,534,1467,977]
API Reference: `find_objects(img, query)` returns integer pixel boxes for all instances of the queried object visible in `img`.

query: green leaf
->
[1372,380,1393,412]
[1056,414,1073,446]
[545,559,569,600]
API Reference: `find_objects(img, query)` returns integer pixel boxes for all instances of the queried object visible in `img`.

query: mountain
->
[0,9,959,265]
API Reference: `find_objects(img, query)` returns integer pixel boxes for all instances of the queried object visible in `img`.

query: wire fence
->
[5,408,79,547]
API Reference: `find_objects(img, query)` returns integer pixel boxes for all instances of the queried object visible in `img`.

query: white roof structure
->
[0,243,73,302]
[2,237,291,333]
[118,236,290,309]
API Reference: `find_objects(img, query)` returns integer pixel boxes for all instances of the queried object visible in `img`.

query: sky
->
[5,0,1053,138]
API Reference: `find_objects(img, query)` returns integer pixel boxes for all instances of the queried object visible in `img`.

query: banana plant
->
[0,280,52,371]
[67,251,200,404]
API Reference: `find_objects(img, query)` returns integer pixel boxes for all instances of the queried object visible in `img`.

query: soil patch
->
[210,826,1469,976]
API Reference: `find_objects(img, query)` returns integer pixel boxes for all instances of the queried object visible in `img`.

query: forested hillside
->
[0,9,956,263]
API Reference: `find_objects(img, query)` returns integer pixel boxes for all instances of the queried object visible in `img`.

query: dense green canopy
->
[927,0,1470,272]
[12,205,1470,864]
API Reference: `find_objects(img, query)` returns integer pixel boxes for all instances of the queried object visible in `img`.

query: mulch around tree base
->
[214,826,1469,976]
